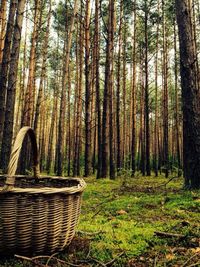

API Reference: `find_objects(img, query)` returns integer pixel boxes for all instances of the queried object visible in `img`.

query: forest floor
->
[0,174,199,267]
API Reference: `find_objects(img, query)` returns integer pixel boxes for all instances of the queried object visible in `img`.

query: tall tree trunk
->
[46,86,58,173]
[116,0,122,173]
[72,26,80,177]
[131,0,137,176]
[21,0,40,127]
[139,50,145,175]
[175,0,200,188]
[101,40,110,177]
[0,0,17,146]
[0,0,7,65]
[122,24,127,168]
[144,1,151,176]
[90,58,96,174]
[0,0,26,171]
[19,8,28,127]
[95,0,102,179]
[101,0,115,178]
[162,0,169,178]
[46,36,60,174]
[174,16,181,174]
[84,0,92,177]
[153,0,160,177]
[57,0,78,176]
[67,65,71,176]
[34,1,51,135]
[109,8,115,179]
[90,42,96,173]
[73,15,83,177]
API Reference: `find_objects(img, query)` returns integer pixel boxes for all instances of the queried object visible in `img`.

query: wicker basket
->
[0,127,86,256]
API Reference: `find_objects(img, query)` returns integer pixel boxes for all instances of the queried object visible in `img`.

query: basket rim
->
[0,176,86,195]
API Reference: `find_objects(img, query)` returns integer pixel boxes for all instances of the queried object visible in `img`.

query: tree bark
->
[175,0,200,188]
[0,0,17,146]
[0,0,26,171]
[162,0,169,178]
[84,0,92,177]
[0,0,7,65]
[34,1,51,135]
[144,1,151,176]
[21,0,40,127]
[174,16,181,173]
[116,0,123,174]
[153,0,160,177]
[122,23,126,168]
[101,0,115,178]
[46,86,58,173]
[131,0,137,176]
[73,14,83,177]
[139,50,145,176]
[57,0,78,176]
[95,0,102,179]
[109,7,115,179]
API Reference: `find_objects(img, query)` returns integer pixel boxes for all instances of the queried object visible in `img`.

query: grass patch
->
[0,175,199,266]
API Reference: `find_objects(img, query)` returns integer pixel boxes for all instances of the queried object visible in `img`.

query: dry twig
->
[105,252,125,266]
[15,255,48,267]
[154,231,185,238]
[15,254,82,267]
[182,251,200,267]
[77,230,106,236]
[154,176,179,189]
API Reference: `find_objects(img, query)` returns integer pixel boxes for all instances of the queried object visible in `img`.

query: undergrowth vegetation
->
[0,174,199,266]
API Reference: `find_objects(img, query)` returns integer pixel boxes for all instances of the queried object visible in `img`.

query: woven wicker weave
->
[0,127,86,256]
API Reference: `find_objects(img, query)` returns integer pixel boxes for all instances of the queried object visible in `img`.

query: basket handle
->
[5,127,40,187]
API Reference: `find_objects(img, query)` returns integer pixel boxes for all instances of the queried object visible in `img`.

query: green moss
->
[76,175,199,265]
